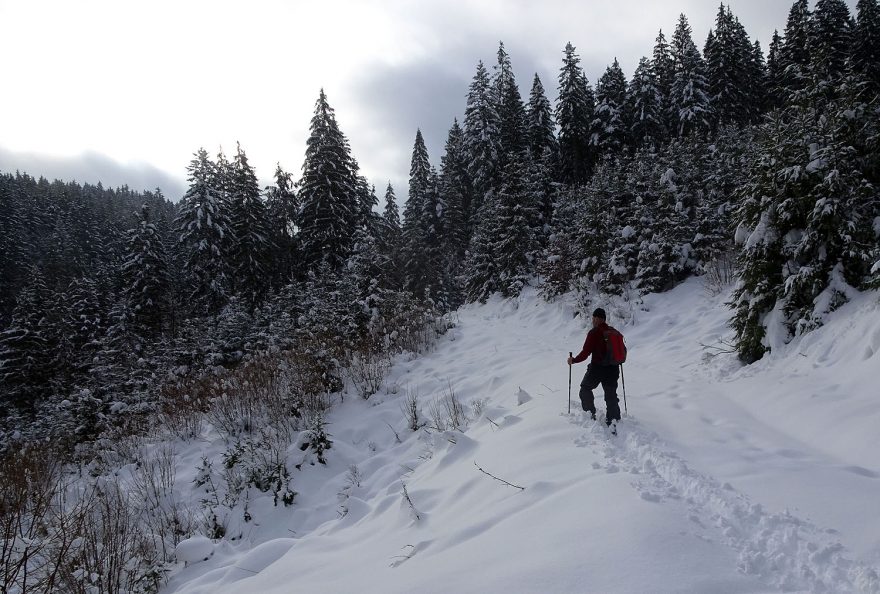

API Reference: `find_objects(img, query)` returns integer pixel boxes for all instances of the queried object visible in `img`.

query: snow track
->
[572,414,880,594]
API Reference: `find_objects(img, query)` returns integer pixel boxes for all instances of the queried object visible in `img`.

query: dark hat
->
[592,307,606,320]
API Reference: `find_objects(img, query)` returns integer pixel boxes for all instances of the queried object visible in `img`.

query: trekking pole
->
[568,352,572,414]
[620,363,628,415]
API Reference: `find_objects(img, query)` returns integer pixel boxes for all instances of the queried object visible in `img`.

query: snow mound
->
[175,536,214,564]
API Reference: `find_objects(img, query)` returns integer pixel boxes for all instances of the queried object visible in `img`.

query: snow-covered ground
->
[164,278,880,594]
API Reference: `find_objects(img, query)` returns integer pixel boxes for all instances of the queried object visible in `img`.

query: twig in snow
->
[542,383,559,393]
[402,484,420,520]
[474,461,525,491]
[699,339,737,357]
[485,416,500,429]
[386,422,402,443]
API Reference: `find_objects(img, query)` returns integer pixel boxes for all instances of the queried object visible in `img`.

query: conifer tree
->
[176,148,231,315]
[121,204,172,337]
[265,164,298,285]
[354,174,381,239]
[556,42,596,184]
[779,0,813,95]
[402,129,433,298]
[670,15,712,136]
[704,5,754,127]
[229,142,272,309]
[634,154,693,292]
[626,57,663,148]
[592,58,629,155]
[59,276,108,380]
[809,0,853,84]
[461,192,500,302]
[730,88,879,362]
[853,0,880,95]
[438,120,471,264]
[493,42,528,171]
[297,89,359,274]
[421,167,453,306]
[379,183,403,290]
[464,61,501,215]
[0,268,59,411]
[526,74,558,165]
[493,152,542,297]
[748,40,769,117]
[767,30,785,109]
[653,30,676,137]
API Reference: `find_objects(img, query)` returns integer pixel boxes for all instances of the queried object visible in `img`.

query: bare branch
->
[473,461,525,491]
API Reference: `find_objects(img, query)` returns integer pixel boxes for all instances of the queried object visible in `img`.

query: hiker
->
[567,307,621,428]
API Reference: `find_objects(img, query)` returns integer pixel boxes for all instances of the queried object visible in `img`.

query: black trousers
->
[579,363,621,423]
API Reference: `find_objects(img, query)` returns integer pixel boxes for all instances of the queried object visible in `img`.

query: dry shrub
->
[427,383,468,432]
[129,444,195,561]
[704,251,737,296]
[0,446,64,593]
[346,339,391,400]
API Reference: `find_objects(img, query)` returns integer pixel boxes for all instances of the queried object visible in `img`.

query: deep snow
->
[165,278,880,594]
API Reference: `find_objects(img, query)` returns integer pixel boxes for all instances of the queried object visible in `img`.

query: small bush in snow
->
[703,252,736,296]
[346,341,391,400]
[401,388,422,431]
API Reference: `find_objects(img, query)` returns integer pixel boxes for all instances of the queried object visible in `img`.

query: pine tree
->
[493,42,527,171]
[59,276,108,380]
[853,0,880,95]
[297,89,359,274]
[779,0,812,96]
[538,187,580,298]
[626,57,663,148]
[229,142,272,309]
[0,268,60,411]
[175,148,231,315]
[653,30,676,138]
[464,61,501,215]
[556,42,596,184]
[767,30,785,109]
[730,88,879,362]
[265,164,299,285]
[592,58,629,155]
[704,5,755,127]
[748,40,769,118]
[402,129,433,298]
[634,152,693,292]
[526,74,558,165]
[670,15,713,136]
[421,167,453,306]
[809,0,853,83]
[0,176,28,322]
[379,183,403,290]
[493,152,542,297]
[438,120,471,265]
[121,204,172,337]
[461,192,501,302]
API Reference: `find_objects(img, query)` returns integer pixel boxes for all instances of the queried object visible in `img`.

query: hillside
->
[159,278,880,594]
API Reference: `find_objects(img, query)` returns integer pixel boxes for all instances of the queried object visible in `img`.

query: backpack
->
[602,327,627,366]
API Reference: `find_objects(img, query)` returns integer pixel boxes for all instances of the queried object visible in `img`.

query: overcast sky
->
[0,0,858,202]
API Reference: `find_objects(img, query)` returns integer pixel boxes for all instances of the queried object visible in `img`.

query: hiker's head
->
[591,307,606,328]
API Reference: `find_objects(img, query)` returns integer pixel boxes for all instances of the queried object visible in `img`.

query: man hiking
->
[567,307,621,432]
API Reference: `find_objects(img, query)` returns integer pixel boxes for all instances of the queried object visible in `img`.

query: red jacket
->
[572,322,610,365]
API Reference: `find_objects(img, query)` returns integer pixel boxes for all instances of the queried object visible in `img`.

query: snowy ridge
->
[573,414,880,593]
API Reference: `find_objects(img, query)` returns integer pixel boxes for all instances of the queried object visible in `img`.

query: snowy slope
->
[165,279,880,594]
